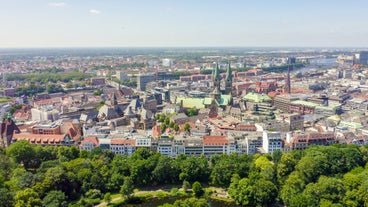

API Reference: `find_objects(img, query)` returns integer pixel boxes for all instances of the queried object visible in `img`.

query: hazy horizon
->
[2,0,368,48]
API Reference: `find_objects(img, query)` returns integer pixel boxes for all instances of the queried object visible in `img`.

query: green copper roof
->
[339,121,363,129]
[176,94,232,108]
[242,92,272,103]
[327,115,341,122]
[220,94,232,106]
[176,97,205,109]
[204,98,212,105]
[315,105,340,111]
[291,100,319,108]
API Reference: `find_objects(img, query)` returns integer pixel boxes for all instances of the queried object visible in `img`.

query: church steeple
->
[285,58,291,94]
[225,61,233,94]
[212,62,220,91]
[112,92,118,107]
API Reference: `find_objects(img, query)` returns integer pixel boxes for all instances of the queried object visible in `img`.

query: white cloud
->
[89,9,101,14]
[48,2,67,7]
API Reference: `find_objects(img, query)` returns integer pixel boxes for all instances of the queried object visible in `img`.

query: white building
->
[162,58,173,67]
[262,131,283,154]
[31,106,60,122]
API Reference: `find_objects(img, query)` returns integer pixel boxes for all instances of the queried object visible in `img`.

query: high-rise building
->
[137,73,156,91]
[355,51,368,65]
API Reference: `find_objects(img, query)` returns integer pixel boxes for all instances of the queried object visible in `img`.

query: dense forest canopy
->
[1,141,368,206]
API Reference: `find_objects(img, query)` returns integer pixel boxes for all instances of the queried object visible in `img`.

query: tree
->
[152,156,179,184]
[179,156,209,182]
[184,123,191,133]
[104,192,111,204]
[182,180,190,192]
[6,140,36,169]
[14,188,42,207]
[85,189,101,199]
[187,108,198,117]
[192,181,204,198]
[42,190,67,207]
[173,124,180,132]
[93,89,103,96]
[0,188,14,207]
[120,176,134,198]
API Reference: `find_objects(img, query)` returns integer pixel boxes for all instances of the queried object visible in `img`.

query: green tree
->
[120,176,134,198]
[14,188,42,207]
[0,188,14,207]
[173,124,180,132]
[179,156,209,182]
[42,190,67,207]
[187,108,198,117]
[104,192,111,204]
[6,140,36,169]
[152,156,179,184]
[182,180,190,192]
[192,181,204,198]
[184,123,191,133]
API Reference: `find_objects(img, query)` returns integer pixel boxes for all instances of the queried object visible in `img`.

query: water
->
[296,57,337,73]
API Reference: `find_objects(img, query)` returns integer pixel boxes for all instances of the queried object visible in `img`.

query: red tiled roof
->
[203,135,229,146]
[152,125,161,138]
[13,133,68,145]
[61,122,81,141]
[80,137,99,147]
[110,139,135,146]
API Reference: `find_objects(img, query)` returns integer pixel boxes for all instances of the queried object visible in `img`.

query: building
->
[355,51,368,65]
[274,94,300,113]
[162,58,173,67]
[262,131,283,154]
[137,73,156,91]
[31,107,60,122]
[203,135,230,158]
[3,88,15,97]
[80,137,99,151]
[286,132,337,150]
[90,77,106,85]
[116,71,130,81]
[283,113,304,131]
[0,114,20,147]
[110,139,136,155]
[225,62,233,94]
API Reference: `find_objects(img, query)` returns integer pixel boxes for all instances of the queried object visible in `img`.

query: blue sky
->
[1,0,367,48]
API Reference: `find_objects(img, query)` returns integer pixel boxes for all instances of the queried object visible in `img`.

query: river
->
[296,57,337,73]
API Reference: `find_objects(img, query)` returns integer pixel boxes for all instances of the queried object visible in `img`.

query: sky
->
[1,0,368,48]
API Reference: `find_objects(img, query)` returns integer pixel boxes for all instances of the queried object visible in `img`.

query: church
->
[176,62,233,111]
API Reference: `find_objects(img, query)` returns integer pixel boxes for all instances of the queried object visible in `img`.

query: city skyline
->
[1,0,368,48]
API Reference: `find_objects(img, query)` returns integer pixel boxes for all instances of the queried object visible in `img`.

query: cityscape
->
[2,1,368,207]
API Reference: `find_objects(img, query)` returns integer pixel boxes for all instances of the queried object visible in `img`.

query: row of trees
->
[6,72,93,84]
[1,140,368,206]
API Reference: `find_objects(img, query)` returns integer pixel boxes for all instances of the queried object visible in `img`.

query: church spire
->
[226,61,232,80]
[212,62,220,90]
[225,61,233,95]
[285,58,291,94]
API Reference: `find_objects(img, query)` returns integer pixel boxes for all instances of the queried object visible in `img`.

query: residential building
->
[262,131,283,154]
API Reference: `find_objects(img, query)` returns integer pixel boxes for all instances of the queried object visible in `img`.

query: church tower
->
[225,61,233,94]
[212,62,220,91]
[284,59,291,94]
